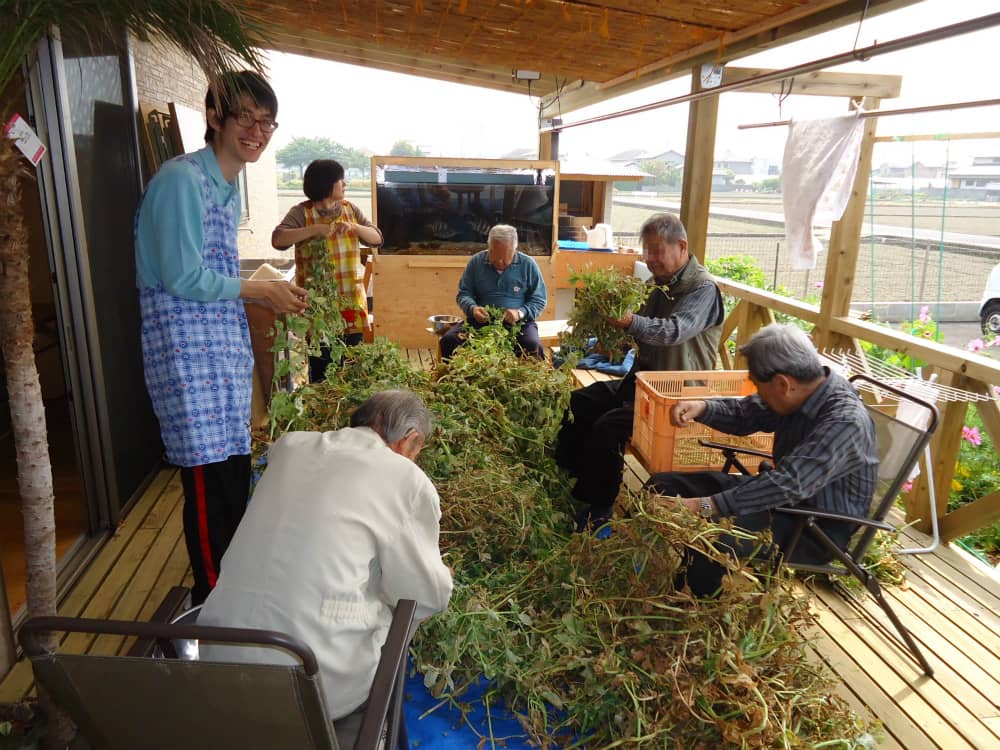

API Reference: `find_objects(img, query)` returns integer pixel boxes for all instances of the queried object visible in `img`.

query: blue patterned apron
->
[139,155,253,467]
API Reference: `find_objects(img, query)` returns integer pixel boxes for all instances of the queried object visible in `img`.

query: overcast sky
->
[265,0,998,167]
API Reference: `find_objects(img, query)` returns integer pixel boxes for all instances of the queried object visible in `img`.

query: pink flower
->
[993,385,1000,398]
[918,306,931,323]
[813,281,824,289]
[967,338,986,353]
[902,480,913,493]
[962,425,982,447]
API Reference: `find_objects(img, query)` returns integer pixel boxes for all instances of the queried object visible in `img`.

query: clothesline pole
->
[545,12,1000,133]
[873,131,1000,143]
[737,97,1000,130]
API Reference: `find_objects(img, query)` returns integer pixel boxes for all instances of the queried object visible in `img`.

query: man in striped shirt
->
[648,323,877,596]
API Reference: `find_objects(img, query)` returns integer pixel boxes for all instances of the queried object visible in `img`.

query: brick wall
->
[131,37,280,262]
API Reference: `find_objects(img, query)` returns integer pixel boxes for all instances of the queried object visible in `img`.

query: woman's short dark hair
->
[303,160,346,202]
[204,70,278,143]
[739,324,824,383]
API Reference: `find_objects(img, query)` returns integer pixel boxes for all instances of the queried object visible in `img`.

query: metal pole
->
[546,12,1000,133]
[739,97,1000,130]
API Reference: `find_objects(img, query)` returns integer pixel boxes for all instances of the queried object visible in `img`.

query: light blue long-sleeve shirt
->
[456,250,547,321]
[135,146,242,301]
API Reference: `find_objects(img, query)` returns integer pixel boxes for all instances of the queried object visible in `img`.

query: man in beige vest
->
[555,213,724,531]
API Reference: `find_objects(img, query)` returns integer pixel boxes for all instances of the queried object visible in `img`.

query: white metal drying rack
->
[819,349,994,403]
[819,349,989,555]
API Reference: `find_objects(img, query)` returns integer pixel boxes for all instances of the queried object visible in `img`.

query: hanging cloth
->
[781,111,865,270]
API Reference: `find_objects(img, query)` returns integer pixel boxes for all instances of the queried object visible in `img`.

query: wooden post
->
[538,128,556,161]
[679,68,719,263]
[908,369,965,534]
[813,96,880,351]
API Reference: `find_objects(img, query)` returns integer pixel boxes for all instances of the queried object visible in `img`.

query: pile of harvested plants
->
[263,325,877,748]
[560,268,651,364]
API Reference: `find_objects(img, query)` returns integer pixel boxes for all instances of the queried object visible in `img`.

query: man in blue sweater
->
[440,224,548,359]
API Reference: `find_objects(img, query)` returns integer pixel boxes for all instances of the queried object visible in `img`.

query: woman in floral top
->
[272,159,383,381]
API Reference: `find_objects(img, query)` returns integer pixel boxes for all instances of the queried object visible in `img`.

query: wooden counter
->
[373,250,642,347]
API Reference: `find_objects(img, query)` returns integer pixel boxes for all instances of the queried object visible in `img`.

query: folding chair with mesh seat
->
[703,373,939,676]
[18,598,417,750]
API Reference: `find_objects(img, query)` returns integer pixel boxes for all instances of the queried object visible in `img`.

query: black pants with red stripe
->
[180,455,251,605]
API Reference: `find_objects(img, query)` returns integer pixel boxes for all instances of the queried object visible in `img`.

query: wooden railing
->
[715,277,1000,544]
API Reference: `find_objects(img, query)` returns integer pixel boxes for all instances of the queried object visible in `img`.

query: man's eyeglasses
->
[232,110,279,133]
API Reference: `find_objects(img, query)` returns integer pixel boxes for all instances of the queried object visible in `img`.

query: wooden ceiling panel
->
[244,0,920,110]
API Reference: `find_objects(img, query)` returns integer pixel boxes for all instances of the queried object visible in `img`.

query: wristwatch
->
[699,497,714,518]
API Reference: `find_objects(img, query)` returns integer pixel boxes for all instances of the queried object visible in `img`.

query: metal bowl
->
[428,314,462,334]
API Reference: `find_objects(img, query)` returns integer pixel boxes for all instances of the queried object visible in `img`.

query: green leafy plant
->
[948,406,1000,564]
[560,268,650,364]
[859,306,940,372]
[260,333,877,747]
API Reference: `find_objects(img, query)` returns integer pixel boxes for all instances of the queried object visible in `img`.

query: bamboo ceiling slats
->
[244,1,919,100]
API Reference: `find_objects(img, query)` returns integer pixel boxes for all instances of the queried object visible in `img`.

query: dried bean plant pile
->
[560,268,652,364]
[265,325,876,748]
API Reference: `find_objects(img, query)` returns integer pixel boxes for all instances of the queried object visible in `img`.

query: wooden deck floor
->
[0,468,191,703]
[3,360,999,749]
[619,452,1000,749]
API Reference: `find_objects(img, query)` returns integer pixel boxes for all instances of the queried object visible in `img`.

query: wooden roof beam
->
[540,0,917,118]
[721,68,901,99]
[265,34,560,98]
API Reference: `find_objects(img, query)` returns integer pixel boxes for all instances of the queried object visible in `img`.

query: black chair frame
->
[701,373,939,676]
[19,596,417,750]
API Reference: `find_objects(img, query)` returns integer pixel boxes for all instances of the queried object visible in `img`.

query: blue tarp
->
[402,660,537,748]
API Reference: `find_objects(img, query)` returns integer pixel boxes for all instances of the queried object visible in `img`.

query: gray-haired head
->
[350,389,433,443]
[639,213,687,246]
[738,324,824,383]
[488,224,518,249]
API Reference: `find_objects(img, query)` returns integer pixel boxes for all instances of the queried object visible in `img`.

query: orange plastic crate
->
[631,370,774,474]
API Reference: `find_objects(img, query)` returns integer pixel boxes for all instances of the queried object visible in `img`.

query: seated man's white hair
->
[350,389,432,443]
[739,324,824,383]
[487,224,518,248]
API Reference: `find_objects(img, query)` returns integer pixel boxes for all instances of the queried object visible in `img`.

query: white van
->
[981,264,1000,335]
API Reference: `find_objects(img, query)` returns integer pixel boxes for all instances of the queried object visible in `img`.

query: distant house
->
[875,161,945,179]
[712,169,735,191]
[715,157,754,176]
[648,149,685,167]
[714,155,778,185]
[609,148,684,169]
[948,156,1000,199]
[609,148,650,165]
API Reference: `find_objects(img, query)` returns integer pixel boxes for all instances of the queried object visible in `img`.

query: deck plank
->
[90,493,185,656]
[809,588,977,750]
[804,625,921,750]
[5,429,1000,748]
[0,468,180,702]
[119,533,192,656]
[813,582,1000,749]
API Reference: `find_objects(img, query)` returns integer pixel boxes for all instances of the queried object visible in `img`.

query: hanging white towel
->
[782,112,865,270]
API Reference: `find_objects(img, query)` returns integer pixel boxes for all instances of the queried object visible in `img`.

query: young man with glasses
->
[135,70,308,604]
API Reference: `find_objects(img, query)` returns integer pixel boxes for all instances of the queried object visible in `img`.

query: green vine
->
[269,238,361,437]
[560,268,653,364]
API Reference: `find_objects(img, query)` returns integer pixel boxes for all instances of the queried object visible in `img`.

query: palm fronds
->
[1,0,269,96]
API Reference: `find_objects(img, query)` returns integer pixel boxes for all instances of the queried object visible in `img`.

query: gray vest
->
[635,256,723,372]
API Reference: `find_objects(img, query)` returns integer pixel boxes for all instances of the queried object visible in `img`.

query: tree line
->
[275,136,426,178]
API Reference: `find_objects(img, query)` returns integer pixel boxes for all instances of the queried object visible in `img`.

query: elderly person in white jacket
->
[198,389,453,747]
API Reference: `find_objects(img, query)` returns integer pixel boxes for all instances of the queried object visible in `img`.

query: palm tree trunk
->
[1,132,74,749]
